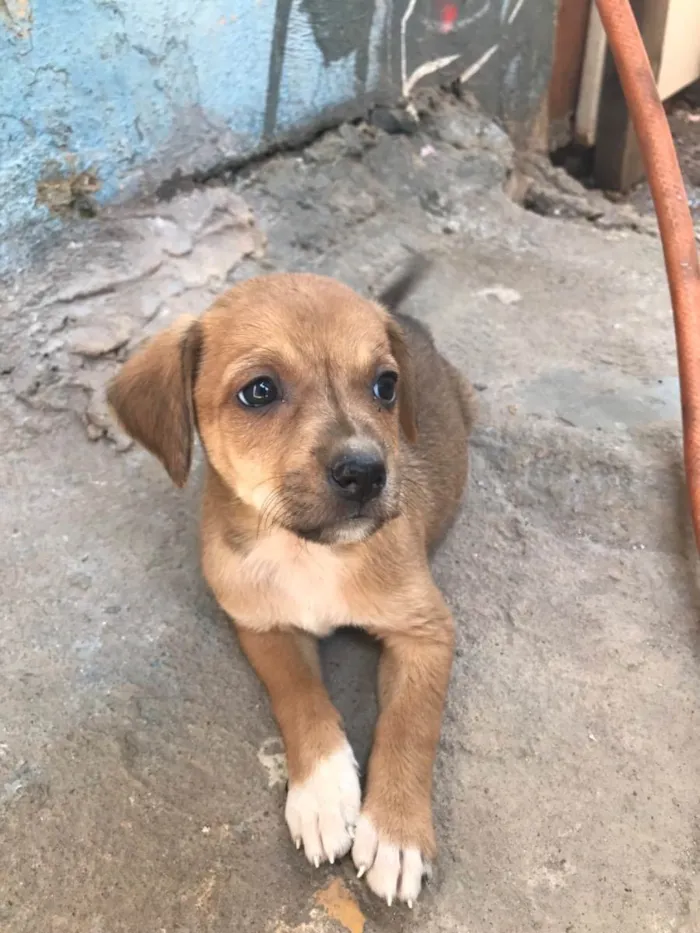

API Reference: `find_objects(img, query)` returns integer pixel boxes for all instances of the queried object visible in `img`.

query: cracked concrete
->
[2,93,700,932]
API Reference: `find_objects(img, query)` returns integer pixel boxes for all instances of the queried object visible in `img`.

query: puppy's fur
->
[108,260,475,906]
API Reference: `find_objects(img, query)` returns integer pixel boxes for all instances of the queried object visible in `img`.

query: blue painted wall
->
[0,0,554,274]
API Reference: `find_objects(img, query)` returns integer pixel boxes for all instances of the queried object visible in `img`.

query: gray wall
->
[1,0,555,274]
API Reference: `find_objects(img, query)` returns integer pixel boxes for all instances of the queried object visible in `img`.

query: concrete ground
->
[2,95,699,933]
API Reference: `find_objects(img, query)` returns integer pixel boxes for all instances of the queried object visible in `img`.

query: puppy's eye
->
[372,371,398,404]
[237,376,279,408]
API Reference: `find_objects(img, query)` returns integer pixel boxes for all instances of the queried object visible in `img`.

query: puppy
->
[107,258,475,906]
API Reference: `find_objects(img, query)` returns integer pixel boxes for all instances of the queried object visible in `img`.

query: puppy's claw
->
[314,856,320,868]
[407,900,413,910]
[387,895,393,907]
[329,856,335,865]
[357,865,367,879]
[295,838,301,850]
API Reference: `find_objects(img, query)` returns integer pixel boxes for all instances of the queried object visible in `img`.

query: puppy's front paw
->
[352,813,432,907]
[285,741,361,867]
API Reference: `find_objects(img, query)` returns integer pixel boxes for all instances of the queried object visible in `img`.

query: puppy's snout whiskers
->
[257,490,289,540]
[250,473,299,539]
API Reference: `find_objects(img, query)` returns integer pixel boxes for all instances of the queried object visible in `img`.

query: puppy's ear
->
[386,318,418,444]
[107,316,202,487]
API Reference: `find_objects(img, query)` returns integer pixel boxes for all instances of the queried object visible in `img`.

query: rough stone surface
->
[2,188,265,443]
[66,315,135,358]
[1,96,699,933]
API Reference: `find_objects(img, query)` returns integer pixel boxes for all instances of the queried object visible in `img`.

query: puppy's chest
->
[232,532,355,635]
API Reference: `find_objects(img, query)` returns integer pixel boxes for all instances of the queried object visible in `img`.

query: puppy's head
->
[108,270,420,546]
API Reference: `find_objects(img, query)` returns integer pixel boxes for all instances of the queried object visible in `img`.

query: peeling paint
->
[0,0,32,38]
[35,161,100,217]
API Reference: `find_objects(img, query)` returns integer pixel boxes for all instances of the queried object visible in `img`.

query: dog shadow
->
[320,628,380,777]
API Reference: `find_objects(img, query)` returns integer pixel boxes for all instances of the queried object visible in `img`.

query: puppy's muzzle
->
[328,451,387,504]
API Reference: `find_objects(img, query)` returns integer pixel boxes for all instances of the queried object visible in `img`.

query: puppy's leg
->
[237,627,361,865]
[352,596,454,906]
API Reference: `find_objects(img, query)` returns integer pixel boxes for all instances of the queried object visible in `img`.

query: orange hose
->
[595,0,700,552]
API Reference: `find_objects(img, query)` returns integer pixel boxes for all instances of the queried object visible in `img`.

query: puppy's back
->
[396,311,476,549]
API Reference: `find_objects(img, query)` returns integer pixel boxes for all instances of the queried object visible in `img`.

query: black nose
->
[328,452,387,503]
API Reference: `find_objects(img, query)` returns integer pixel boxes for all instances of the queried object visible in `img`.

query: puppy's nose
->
[329,453,387,503]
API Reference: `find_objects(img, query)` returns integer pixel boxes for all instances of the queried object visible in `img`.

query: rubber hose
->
[595,0,700,552]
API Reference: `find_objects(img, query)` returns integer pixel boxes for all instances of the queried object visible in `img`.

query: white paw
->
[285,741,361,867]
[352,814,429,907]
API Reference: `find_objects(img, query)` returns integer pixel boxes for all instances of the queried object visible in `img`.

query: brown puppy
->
[108,259,475,906]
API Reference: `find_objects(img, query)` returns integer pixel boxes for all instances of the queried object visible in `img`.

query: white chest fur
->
[232,529,354,635]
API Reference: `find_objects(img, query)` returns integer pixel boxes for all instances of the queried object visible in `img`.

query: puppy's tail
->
[376,254,432,311]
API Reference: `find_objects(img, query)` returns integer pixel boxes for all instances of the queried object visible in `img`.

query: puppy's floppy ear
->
[107,315,202,487]
[386,318,418,444]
